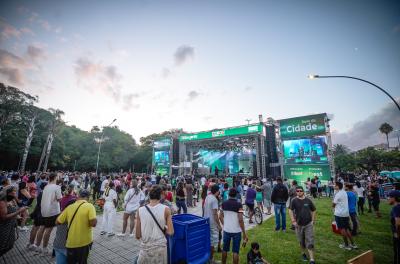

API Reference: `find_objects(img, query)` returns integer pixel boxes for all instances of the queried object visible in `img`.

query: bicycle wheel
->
[254,207,263,225]
[243,204,249,218]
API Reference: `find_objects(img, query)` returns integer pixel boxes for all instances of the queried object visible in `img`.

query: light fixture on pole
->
[245,119,252,125]
[95,118,117,176]
[308,74,400,114]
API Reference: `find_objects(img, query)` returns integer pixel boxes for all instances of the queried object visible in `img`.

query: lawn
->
[215,197,392,264]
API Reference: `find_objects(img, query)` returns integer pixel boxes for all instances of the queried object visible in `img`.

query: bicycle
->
[243,203,263,225]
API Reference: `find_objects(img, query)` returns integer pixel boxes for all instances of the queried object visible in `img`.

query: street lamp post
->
[95,118,117,176]
[308,75,400,114]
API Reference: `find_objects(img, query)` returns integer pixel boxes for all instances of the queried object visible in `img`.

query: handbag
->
[331,220,341,235]
[144,205,166,236]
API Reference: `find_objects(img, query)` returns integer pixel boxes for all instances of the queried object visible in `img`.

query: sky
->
[0,0,399,150]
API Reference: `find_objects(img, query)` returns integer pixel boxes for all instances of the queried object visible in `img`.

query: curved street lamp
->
[95,118,117,176]
[308,74,400,113]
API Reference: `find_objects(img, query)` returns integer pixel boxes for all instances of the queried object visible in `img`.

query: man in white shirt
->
[333,181,357,250]
[204,184,222,263]
[38,172,62,255]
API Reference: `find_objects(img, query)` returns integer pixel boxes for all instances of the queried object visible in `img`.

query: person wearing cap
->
[388,190,400,264]
[219,188,247,264]
[57,189,97,264]
[289,186,316,264]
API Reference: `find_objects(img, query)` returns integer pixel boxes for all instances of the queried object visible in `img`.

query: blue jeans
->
[54,247,67,264]
[274,203,286,230]
[176,200,187,214]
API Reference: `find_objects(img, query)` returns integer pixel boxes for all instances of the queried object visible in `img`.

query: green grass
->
[215,197,392,264]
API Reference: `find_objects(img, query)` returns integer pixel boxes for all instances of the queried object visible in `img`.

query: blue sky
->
[0,0,399,149]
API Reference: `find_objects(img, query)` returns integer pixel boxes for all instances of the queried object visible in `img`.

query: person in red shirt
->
[165,185,173,202]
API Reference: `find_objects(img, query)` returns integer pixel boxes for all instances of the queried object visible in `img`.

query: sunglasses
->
[296,190,304,193]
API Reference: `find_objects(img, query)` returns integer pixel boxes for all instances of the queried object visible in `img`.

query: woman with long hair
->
[100,181,118,236]
[0,186,28,256]
[117,180,144,237]
[176,181,187,214]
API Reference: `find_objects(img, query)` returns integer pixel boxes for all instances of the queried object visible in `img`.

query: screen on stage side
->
[154,150,170,167]
[283,136,328,164]
[194,149,256,174]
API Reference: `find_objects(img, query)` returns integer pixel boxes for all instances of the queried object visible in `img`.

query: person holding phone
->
[100,181,118,237]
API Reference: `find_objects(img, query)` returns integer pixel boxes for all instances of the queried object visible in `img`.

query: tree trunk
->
[386,133,390,149]
[20,116,36,172]
[37,133,50,172]
[42,133,54,172]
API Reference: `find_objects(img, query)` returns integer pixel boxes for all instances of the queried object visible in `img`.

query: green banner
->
[283,164,331,182]
[179,124,263,142]
[279,114,326,139]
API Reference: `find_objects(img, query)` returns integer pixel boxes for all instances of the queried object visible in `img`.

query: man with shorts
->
[245,184,257,224]
[57,189,97,263]
[219,188,248,264]
[289,186,316,264]
[204,184,222,263]
[333,181,357,250]
[38,173,62,255]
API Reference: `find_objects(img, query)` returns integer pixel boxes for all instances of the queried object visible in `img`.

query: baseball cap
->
[79,189,90,198]
[388,190,400,198]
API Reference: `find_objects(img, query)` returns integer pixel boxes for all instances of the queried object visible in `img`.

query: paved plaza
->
[1,203,272,264]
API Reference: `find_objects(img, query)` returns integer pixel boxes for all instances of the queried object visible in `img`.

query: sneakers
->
[129,233,134,238]
[117,233,126,237]
[350,244,358,249]
[309,261,316,264]
[19,226,29,232]
[339,244,352,250]
[41,247,51,256]
[302,253,308,261]
[107,233,115,237]
[27,244,37,251]
[100,231,106,235]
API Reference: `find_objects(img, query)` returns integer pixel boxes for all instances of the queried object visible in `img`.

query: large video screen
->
[194,149,256,174]
[283,136,328,164]
[154,150,170,167]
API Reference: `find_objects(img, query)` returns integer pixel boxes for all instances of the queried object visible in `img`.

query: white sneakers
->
[18,226,29,232]
[117,233,126,237]
[27,244,37,251]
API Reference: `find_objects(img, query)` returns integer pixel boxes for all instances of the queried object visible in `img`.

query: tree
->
[333,144,351,156]
[0,83,37,142]
[355,147,382,173]
[379,122,393,149]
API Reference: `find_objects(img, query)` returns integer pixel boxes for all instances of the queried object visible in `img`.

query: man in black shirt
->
[289,186,316,264]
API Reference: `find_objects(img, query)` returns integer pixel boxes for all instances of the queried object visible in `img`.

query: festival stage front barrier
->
[179,124,263,142]
[279,114,326,139]
[283,164,331,183]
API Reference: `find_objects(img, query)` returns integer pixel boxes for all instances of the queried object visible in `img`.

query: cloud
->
[332,99,400,150]
[20,27,35,36]
[26,45,45,61]
[0,49,29,85]
[74,57,122,102]
[161,67,171,79]
[393,24,400,33]
[188,90,200,101]
[122,93,140,111]
[174,45,194,66]
[244,86,252,92]
[0,18,21,40]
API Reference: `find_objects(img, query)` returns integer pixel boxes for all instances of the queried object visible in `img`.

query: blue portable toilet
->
[170,214,210,264]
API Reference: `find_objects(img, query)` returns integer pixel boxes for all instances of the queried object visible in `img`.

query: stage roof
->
[179,124,263,142]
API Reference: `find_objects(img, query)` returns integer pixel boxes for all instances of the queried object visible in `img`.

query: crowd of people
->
[0,170,398,264]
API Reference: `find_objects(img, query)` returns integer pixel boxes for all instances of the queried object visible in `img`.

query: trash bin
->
[170,214,210,264]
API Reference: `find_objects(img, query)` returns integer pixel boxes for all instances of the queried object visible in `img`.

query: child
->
[247,242,269,264]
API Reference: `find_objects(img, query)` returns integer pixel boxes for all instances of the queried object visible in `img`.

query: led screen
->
[283,136,328,164]
[194,149,256,174]
[154,150,170,167]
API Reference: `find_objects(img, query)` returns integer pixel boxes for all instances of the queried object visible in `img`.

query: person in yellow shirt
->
[57,189,97,264]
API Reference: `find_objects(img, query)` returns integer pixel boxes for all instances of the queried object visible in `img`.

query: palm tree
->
[379,122,393,149]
